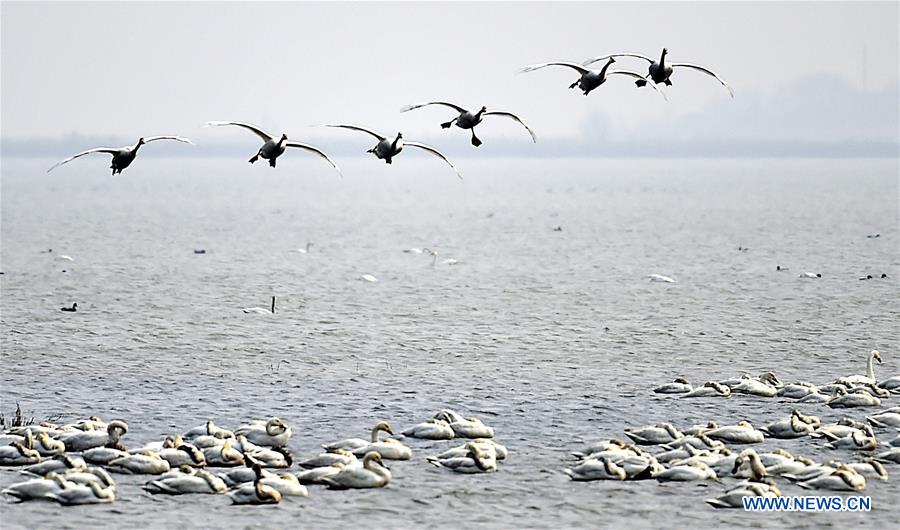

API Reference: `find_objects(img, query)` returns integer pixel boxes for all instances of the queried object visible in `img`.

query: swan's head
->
[867,459,887,478]
[362,451,383,466]
[736,420,752,428]
[280,133,288,141]
[607,57,616,64]
[479,105,487,113]
[673,377,689,384]
[872,350,883,364]
[274,446,293,466]
[374,421,394,435]
[266,418,287,436]
[137,137,146,146]
[179,444,206,465]
[662,48,669,56]
[395,132,403,141]
[108,420,129,436]
[760,372,782,386]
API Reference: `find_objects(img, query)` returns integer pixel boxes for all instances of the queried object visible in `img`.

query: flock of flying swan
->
[44,48,732,179]
[0,409,503,505]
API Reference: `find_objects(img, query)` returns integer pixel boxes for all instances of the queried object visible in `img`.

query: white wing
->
[205,121,272,141]
[320,124,386,141]
[671,63,735,97]
[519,62,590,75]
[142,135,194,145]
[400,101,467,114]
[47,148,118,173]
[284,142,343,178]
[607,70,669,101]
[403,141,463,180]
[483,111,537,142]
[582,53,654,67]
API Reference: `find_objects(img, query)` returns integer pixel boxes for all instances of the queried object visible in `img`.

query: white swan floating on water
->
[324,452,391,489]
[243,296,276,315]
[234,418,291,448]
[324,421,394,452]
[428,443,497,474]
[837,350,883,386]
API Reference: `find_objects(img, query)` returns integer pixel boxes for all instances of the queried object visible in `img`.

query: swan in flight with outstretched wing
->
[400,101,536,147]
[582,48,733,97]
[321,124,462,179]
[206,121,341,176]
[48,136,193,175]
[520,59,666,99]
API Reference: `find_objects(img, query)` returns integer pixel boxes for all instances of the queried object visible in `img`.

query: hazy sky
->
[2,1,898,146]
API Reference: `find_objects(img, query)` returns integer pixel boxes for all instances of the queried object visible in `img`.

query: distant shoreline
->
[3,141,898,160]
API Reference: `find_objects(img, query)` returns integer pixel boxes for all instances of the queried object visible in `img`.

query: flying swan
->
[48,136,193,175]
[519,58,666,99]
[582,48,734,97]
[206,121,341,176]
[400,102,536,147]
[321,124,462,179]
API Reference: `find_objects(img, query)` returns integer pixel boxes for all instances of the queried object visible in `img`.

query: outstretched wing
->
[284,142,343,178]
[607,70,668,101]
[205,121,273,141]
[519,62,590,75]
[671,63,735,98]
[400,101,467,114]
[47,148,118,173]
[483,111,537,142]
[403,141,463,180]
[582,53,654,67]
[142,135,194,145]
[320,124,386,141]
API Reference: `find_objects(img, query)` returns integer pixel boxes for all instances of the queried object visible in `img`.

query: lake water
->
[1,157,898,528]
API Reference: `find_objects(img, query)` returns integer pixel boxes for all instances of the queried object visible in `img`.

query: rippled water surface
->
[1,157,898,528]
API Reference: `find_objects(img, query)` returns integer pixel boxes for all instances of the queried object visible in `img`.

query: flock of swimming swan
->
[44,47,730,179]
[3,350,896,509]
[559,349,899,507]
[0,409,503,505]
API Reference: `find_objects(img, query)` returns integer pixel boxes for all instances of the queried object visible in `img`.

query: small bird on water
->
[61,303,77,312]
